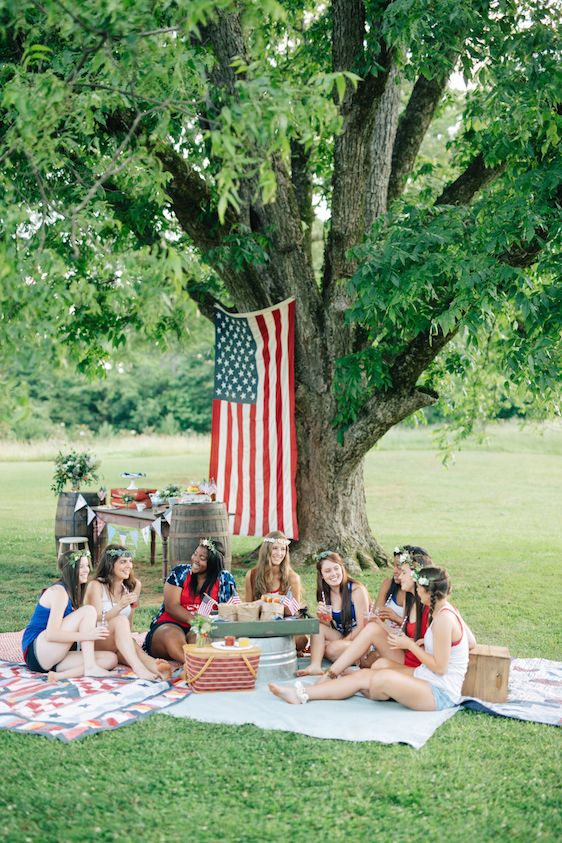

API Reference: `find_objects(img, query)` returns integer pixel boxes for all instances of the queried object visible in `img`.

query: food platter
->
[211,641,253,651]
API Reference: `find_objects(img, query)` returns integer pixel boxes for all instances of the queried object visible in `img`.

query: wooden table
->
[93,506,170,580]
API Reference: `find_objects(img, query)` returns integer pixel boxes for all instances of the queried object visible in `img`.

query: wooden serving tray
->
[208,618,319,638]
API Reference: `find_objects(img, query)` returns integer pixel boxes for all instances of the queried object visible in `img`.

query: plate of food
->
[211,640,253,651]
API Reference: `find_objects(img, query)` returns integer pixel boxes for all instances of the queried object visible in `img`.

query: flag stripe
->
[209,299,298,538]
[287,299,298,535]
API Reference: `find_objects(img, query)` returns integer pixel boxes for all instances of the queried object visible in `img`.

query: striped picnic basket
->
[183,643,261,692]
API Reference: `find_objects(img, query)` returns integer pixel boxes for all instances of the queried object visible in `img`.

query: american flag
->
[227,594,242,605]
[197,594,217,617]
[280,591,300,616]
[209,298,298,538]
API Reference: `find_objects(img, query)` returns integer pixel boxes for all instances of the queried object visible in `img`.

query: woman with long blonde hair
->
[244,531,301,610]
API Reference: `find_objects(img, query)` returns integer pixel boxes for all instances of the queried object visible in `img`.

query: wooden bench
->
[461,644,511,703]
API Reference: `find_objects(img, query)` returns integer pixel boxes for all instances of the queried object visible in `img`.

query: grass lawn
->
[0,424,560,843]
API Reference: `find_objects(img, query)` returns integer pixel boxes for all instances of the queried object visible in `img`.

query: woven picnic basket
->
[183,643,261,692]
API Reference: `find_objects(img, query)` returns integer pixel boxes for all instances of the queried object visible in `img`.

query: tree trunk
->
[290,385,387,572]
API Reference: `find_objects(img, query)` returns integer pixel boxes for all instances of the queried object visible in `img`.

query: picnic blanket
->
[0,661,190,742]
[1,629,559,745]
[461,658,562,726]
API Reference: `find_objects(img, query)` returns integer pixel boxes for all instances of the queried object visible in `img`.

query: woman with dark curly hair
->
[143,538,238,662]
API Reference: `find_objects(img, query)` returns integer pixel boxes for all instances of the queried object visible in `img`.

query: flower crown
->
[200,538,216,552]
[317,550,336,560]
[66,550,91,568]
[411,569,430,587]
[106,548,133,559]
[263,537,290,546]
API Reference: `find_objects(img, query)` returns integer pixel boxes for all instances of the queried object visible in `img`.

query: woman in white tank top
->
[269,566,474,710]
[85,545,172,681]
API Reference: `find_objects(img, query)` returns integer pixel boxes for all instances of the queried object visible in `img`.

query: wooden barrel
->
[55,491,106,561]
[168,502,231,570]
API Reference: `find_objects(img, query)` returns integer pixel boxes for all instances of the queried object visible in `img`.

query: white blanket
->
[162,676,457,749]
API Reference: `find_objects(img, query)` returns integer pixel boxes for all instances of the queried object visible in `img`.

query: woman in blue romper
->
[296,551,369,677]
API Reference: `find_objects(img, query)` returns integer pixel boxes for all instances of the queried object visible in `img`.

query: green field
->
[0,425,560,842]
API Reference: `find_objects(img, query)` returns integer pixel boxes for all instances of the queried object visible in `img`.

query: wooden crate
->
[461,644,511,703]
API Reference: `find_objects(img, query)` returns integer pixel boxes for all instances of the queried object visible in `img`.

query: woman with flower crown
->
[22,550,117,679]
[295,551,369,677]
[244,530,301,612]
[270,566,474,710]
[143,538,238,663]
[372,544,432,628]
[85,544,172,681]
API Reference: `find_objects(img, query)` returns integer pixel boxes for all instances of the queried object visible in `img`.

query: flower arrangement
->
[190,614,216,647]
[158,484,182,500]
[51,450,100,496]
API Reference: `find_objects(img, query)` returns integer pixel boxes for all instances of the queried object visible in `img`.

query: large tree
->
[1,0,560,566]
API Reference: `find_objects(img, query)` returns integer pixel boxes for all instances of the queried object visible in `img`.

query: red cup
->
[224,635,236,647]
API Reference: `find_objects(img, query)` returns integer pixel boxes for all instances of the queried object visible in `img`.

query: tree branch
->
[290,140,314,266]
[387,68,452,204]
[435,153,505,206]
[325,1,393,287]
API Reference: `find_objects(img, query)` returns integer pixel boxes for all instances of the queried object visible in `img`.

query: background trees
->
[1,0,560,564]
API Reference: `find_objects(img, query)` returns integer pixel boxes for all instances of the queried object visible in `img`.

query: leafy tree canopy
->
[0,0,560,440]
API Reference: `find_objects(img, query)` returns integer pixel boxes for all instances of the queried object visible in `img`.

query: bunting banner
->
[74,494,87,512]
[107,525,116,543]
[141,526,151,545]
[209,298,298,538]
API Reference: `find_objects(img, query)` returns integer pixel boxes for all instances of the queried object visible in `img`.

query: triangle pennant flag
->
[163,509,173,524]
[74,494,87,512]
[119,532,127,545]
[86,506,96,525]
[108,525,116,542]
[152,518,162,537]
[141,526,150,545]
[95,518,106,538]
[130,530,139,547]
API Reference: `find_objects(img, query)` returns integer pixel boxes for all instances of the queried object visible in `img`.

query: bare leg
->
[296,625,341,676]
[315,622,403,683]
[270,669,374,704]
[270,668,437,711]
[371,657,414,674]
[148,624,187,663]
[48,651,117,682]
[35,606,115,677]
[134,643,173,680]
[97,615,158,679]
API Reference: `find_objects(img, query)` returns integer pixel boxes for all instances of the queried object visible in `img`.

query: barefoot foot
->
[86,666,115,677]
[268,682,300,704]
[295,665,324,677]
[155,659,173,681]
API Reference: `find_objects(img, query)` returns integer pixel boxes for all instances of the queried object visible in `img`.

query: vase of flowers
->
[190,614,215,648]
[51,450,100,496]
[53,451,102,560]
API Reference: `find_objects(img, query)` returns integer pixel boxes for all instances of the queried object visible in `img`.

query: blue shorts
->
[143,621,187,656]
[23,640,78,673]
[23,640,48,673]
[430,684,456,710]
